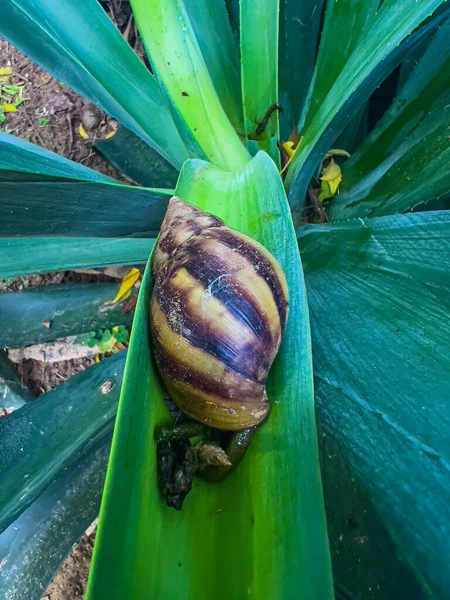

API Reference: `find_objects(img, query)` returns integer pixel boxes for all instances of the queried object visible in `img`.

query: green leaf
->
[94,126,179,189]
[285,0,447,208]
[0,283,136,349]
[130,0,249,171]
[299,0,379,133]
[184,0,244,133]
[240,0,280,164]
[0,352,125,532]
[0,351,33,409]
[0,179,170,237]
[297,211,450,599]
[331,15,450,220]
[318,416,423,599]
[0,237,155,279]
[278,0,324,140]
[87,153,333,599]
[0,432,112,600]
[0,0,189,168]
[0,132,113,182]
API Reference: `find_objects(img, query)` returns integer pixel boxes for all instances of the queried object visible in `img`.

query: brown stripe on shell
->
[206,227,289,331]
[167,235,279,346]
[151,295,268,388]
[155,265,272,383]
[159,361,270,431]
[153,197,224,275]
[152,336,265,405]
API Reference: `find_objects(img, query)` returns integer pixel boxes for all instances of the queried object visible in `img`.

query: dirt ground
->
[1,18,134,599]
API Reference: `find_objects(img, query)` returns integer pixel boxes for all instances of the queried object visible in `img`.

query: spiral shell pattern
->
[150,197,289,431]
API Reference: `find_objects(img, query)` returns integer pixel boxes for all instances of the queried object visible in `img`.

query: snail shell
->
[150,197,289,431]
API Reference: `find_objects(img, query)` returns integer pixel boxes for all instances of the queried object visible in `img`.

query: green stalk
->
[131,0,250,172]
[240,0,280,166]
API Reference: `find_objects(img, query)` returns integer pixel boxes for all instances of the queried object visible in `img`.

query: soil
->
[0,9,138,597]
[42,525,97,600]
[0,38,121,178]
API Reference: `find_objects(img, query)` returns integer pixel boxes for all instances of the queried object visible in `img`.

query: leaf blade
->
[0,132,113,182]
[0,353,125,532]
[94,126,179,189]
[0,432,112,600]
[298,211,450,598]
[0,179,170,237]
[0,283,136,349]
[130,0,249,171]
[0,237,155,279]
[240,0,280,164]
[87,153,333,599]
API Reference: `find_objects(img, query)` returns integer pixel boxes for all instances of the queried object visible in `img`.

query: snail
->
[150,197,289,509]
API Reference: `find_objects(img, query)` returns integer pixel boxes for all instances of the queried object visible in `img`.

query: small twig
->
[66,113,74,156]
[22,104,49,150]
[123,13,134,43]
[255,103,283,136]
[80,150,95,164]
[108,0,119,23]
[307,186,328,223]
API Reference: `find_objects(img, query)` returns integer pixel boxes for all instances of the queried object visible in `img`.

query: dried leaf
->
[1,104,16,113]
[324,148,351,159]
[318,159,342,202]
[113,268,141,304]
[78,123,89,139]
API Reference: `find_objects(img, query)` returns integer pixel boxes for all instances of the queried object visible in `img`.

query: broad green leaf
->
[0,0,189,168]
[87,153,332,600]
[0,132,113,182]
[131,0,249,171]
[0,283,136,349]
[284,15,444,221]
[0,179,170,237]
[0,237,155,279]
[331,15,450,219]
[0,351,33,409]
[0,352,125,532]
[278,0,324,140]
[94,126,179,189]
[298,211,450,599]
[318,417,423,600]
[285,0,447,208]
[184,0,244,133]
[299,0,379,133]
[240,0,280,164]
[0,432,112,600]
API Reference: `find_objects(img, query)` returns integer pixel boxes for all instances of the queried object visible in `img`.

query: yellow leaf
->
[1,103,16,112]
[105,130,116,139]
[113,268,141,304]
[94,354,100,364]
[319,159,342,201]
[0,67,12,76]
[280,136,303,175]
[78,123,89,139]
[281,140,295,158]
[324,148,351,159]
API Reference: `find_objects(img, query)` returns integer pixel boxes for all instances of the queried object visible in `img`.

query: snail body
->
[150,197,289,432]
